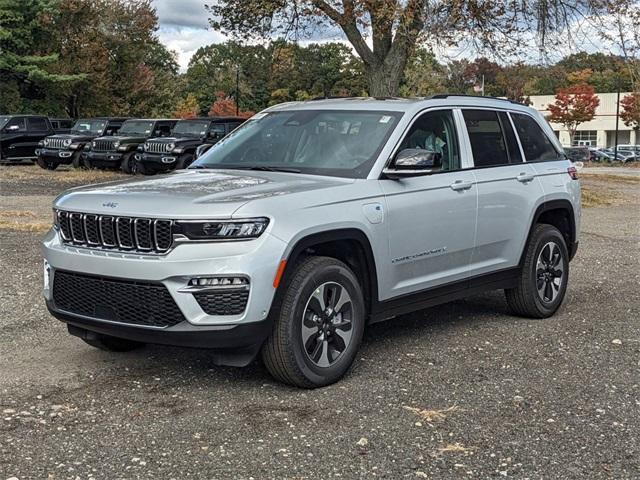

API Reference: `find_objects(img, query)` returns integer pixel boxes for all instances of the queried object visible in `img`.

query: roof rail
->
[426,93,525,106]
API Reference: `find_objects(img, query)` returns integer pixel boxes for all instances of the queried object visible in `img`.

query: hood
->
[47,133,96,142]
[53,169,351,219]
[95,135,146,143]
[146,136,203,146]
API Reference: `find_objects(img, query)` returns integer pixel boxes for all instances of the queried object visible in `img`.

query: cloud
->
[153,0,210,29]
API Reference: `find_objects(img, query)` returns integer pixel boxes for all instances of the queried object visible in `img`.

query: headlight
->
[175,218,269,240]
[166,143,175,152]
[113,141,121,149]
[144,142,150,151]
[91,141,97,148]
[44,138,50,146]
[63,139,72,146]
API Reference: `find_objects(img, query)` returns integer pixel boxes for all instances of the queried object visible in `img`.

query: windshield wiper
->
[242,166,301,173]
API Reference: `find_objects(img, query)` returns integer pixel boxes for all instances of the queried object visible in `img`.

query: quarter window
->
[5,117,27,132]
[28,117,48,131]
[510,113,560,162]
[397,109,460,171]
[462,109,514,167]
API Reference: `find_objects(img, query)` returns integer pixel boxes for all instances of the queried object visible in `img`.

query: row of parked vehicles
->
[0,114,245,174]
[564,145,639,163]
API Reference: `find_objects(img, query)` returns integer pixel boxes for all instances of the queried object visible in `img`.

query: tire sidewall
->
[285,262,365,386]
[177,154,194,170]
[528,227,569,315]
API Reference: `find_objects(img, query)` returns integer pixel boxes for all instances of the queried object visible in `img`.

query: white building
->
[529,92,637,148]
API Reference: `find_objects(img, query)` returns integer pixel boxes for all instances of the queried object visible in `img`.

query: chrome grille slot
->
[99,216,116,246]
[84,214,100,245]
[134,219,153,250]
[93,139,115,151]
[54,210,174,254]
[69,213,85,242]
[116,217,134,249]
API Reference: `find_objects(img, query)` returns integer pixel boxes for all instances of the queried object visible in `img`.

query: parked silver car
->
[42,96,581,387]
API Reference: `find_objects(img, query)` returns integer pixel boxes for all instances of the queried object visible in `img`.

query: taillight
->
[567,166,578,180]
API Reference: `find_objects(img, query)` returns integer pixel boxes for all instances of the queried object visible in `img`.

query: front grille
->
[193,289,249,315]
[145,142,169,154]
[56,210,173,253]
[53,271,185,328]
[46,138,67,150]
[93,139,115,151]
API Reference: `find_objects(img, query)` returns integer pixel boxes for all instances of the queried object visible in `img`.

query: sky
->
[153,0,619,72]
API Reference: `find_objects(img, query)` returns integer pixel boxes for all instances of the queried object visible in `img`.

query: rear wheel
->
[261,256,365,388]
[176,153,194,170]
[120,152,137,174]
[82,334,143,352]
[505,224,569,318]
[36,157,58,170]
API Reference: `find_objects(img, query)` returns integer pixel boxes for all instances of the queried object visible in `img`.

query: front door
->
[380,109,478,300]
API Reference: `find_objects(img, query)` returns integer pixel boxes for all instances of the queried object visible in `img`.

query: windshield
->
[172,121,209,137]
[71,119,107,135]
[0,116,9,129]
[192,110,402,178]
[119,120,154,136]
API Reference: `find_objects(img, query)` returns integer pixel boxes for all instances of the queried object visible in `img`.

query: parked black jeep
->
[84,118,177,173]
[0,115,54,163]
[37,117,127,170]
[49,118,75,134]
[136,117,245,175]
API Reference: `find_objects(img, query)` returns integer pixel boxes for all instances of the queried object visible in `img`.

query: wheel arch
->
[278,228,380,320]
[520,199,577,265]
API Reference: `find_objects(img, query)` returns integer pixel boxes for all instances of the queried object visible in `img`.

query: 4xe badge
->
[102,202,118,208]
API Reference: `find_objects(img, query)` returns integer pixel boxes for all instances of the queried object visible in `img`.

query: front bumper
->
[86,151,123,167]
[138,152,177,172]
[42,228,286,354]
[38,148,75,164]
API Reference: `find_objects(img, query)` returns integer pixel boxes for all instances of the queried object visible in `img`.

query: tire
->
[120,152,136,174]
[36,157,58,170]
[505,224,569,318]
[176,153,194,170]
[261,256,365,388]
[82,334,143,352]
[71,151,84,169]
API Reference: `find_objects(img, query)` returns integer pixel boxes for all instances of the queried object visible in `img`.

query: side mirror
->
[383,148,441,179]
[5,125,20,132]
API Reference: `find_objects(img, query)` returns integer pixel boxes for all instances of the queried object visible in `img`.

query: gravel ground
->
[1,165,639,479]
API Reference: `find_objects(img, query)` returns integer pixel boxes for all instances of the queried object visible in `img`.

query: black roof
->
[76,117,129,121]
[0,114,49,118]
[124,118,179,122]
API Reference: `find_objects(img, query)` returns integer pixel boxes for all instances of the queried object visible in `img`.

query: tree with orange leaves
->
[620,92,640,138]
[208,91,254,118]
[547,84,600,144]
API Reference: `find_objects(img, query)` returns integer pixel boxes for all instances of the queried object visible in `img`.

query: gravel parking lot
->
[1,165,639,479]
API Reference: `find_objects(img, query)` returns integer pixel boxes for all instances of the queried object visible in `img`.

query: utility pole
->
[614,78,620,160]
[235,66,240,116]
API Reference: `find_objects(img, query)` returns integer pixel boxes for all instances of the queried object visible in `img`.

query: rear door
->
[463,109,545,275]
[381,108,478,298]
[3,117,29,158]
[27,117,51,157]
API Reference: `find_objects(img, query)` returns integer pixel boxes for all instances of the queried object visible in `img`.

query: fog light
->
[189,276,249,287]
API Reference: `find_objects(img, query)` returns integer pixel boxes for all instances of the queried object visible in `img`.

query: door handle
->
[516,172,535,183]
[450,180,473,191]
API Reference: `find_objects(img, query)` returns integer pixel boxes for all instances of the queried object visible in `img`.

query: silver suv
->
[43,96,581,388]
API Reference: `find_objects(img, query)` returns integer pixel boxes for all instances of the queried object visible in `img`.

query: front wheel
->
[36,157,58,170]
[505,224,569,318]
[261,256,365,388]
[71,151,84,169]
[176,153,194,170]
[120,152,137,174]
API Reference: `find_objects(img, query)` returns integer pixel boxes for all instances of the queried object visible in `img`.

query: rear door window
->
[462,110,512,167]
[510,113,560,162]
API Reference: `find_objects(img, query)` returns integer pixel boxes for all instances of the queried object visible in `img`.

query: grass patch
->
[0,219,50,233]
[403,405,461,425]
[581,188,614,208]
[0,165,124,184]
[580,173,640,184]
[437,443,472,454]
[0,210,37,218]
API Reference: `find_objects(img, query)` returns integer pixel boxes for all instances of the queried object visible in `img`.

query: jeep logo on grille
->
[102,202,118,208]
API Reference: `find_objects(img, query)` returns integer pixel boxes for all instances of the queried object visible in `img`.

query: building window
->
[573,130,597,146]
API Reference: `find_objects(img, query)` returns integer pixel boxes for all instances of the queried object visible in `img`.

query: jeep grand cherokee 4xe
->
[43,96,581,388]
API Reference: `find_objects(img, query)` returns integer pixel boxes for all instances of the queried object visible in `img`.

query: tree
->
[172,94,199,119]
[547,84,600,144]
[207,0,626,97]
[620,92,640,138]
[208,91,254,118]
